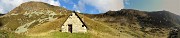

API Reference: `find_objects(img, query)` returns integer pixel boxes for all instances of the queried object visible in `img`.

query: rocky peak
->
[7,1,68,15]
[0,1,72,33]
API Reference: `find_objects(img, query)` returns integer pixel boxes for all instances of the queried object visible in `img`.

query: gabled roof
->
[61,11,89,30]
[73,11,89,30]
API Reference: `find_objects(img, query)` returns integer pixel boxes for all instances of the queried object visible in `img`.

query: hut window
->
[82,25,85,27]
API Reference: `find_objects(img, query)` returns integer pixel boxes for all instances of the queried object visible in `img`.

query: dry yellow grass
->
[26,14,70,34]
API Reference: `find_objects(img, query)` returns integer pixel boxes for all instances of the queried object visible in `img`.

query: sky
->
[0,0,179,15]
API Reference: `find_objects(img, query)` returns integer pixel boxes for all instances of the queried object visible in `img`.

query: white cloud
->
[63,6,66,8]
[124,0,130,5]
[162,0,180,15]
[73,5,78,10]
[73,4,82,13]
[0,0,60,14]
[72,1,85,13]
[62,0,74,4]
[76,10,81,13]
[78,0,124,13]
[0,7,3,14]
[77,1,86,12]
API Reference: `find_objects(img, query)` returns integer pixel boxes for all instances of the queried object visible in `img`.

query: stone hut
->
[61,11,87,33]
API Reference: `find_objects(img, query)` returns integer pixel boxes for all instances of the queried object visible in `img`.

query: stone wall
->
[61,13,87,33]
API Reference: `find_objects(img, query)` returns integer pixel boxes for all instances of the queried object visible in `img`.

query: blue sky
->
[59,0,124,14]
[58,0,179,14]
[125,0,162,11]
[0,0,179,15]
[59,0,104,14]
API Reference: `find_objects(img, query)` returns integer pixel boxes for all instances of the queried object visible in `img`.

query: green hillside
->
[0,1,179,38]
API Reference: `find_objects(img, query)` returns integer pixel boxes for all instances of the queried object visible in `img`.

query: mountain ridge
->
[84,9,180,28]
[0,1,179,38]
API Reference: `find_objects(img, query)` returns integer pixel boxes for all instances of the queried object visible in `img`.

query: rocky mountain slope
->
[0,1,72,38]
[0,1,180,38]
[84,9,180,38]
[85,9,180,28]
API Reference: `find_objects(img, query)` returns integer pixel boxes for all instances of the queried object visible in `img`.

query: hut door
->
[68,24,72,33]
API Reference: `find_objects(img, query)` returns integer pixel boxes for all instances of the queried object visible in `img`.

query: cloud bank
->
[162,0,180,15]
[124,0,180,15]
[76,0,124,13]
[0,0,60,14]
